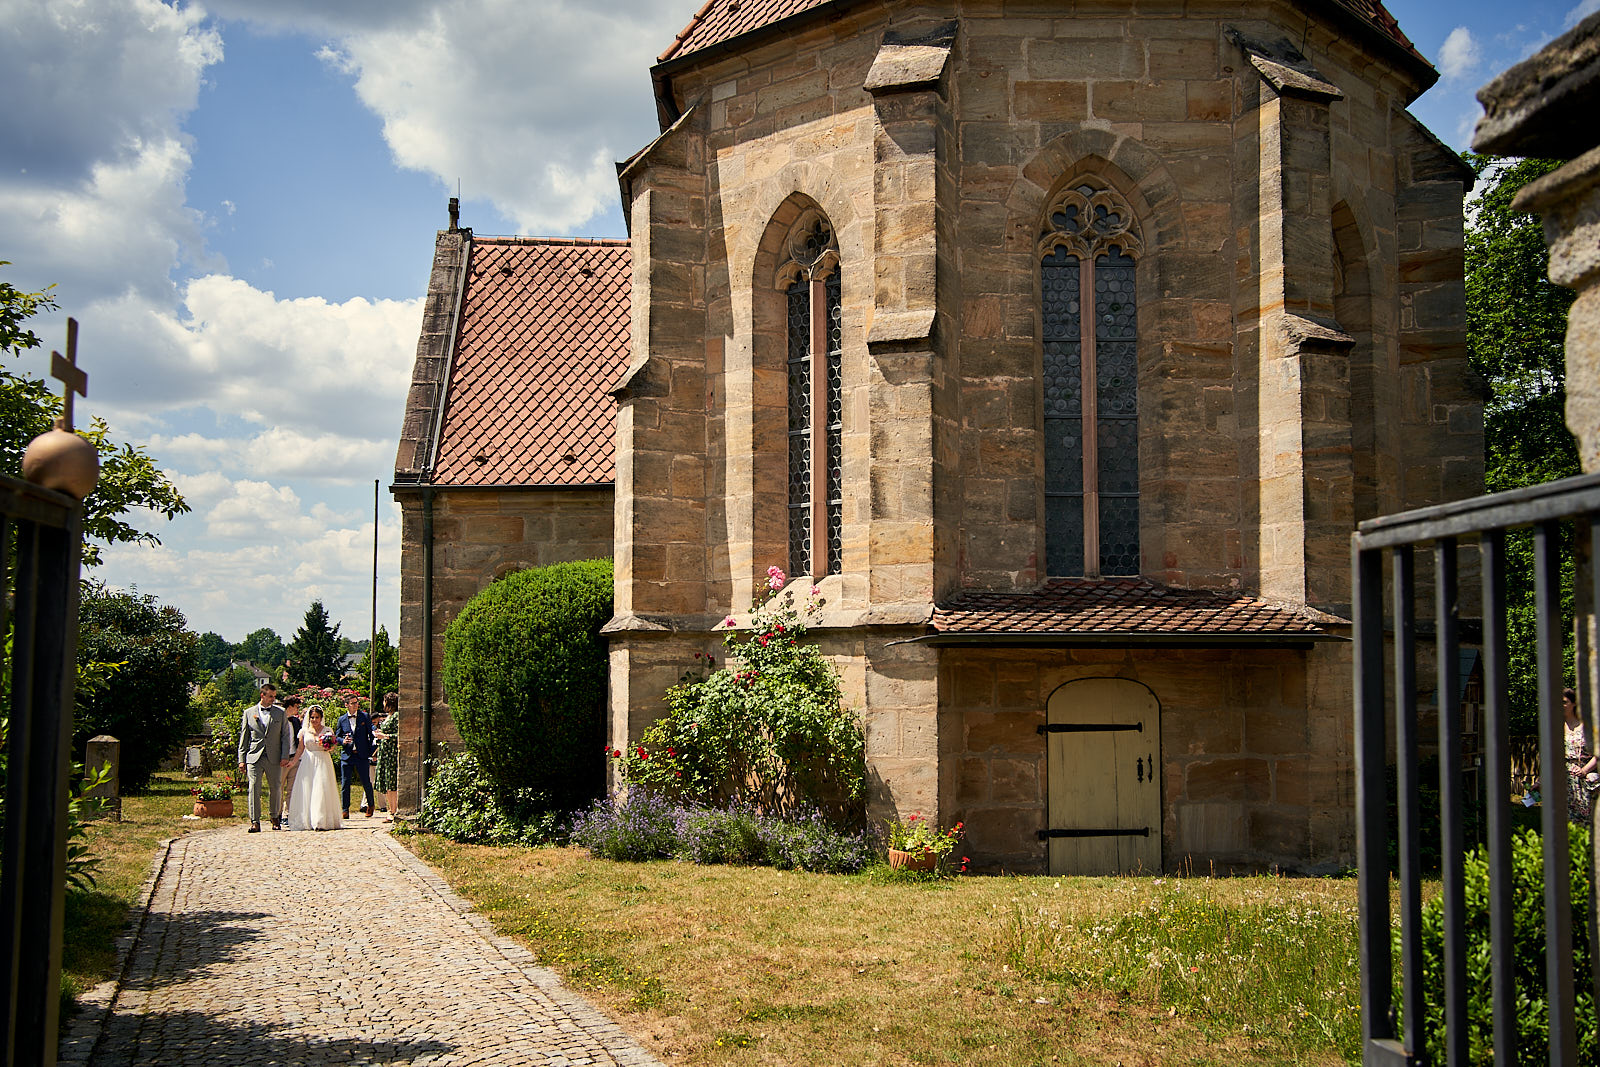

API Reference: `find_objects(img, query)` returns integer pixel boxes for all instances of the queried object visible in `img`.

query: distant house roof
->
[656,0,1429,75]
[927,578,1335,646]
[428,236,631,488]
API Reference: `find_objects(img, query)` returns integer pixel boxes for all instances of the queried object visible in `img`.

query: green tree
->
[215,664,264,707]
[286,600,342,688]
[0,262,188,564]
[74,585,201,792]
[1465,155,1582,733]
[194,631,234,678]
[352,625,398,699]
[235,627,286,672]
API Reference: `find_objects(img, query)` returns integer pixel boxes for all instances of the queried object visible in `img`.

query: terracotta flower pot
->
[888,847,938,872]
[193,798,233,818]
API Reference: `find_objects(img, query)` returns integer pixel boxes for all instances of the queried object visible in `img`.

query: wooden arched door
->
[1045,677,1161,875]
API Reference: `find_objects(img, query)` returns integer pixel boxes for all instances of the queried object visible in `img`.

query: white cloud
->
[2,0,692,640]
[1437,26,1482,81]
[0,0,221,184]
[82,276,420,441]
[1566,0,1600,28]
[147,427,396,482]
[100,480,403,640]
[318,0,684,233]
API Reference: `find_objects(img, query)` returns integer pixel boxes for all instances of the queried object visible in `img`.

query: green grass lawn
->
[406,835,1370,1066]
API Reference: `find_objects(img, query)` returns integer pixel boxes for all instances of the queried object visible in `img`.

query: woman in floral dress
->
[375,691,400,821]
[1564,688,1598,824]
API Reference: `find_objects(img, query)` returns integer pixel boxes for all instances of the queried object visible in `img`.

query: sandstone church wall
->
[942,643,1354,873]
[605,0,1476,869]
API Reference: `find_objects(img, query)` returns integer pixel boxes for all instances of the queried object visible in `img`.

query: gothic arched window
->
[779,214,842,578]
[1039,181,1142,578]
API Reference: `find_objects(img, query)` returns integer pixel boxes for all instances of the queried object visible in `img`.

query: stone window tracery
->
[1039,182,1142,578]
[778,214,842,577]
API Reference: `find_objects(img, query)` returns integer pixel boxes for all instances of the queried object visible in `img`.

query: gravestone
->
[83,735,120,822]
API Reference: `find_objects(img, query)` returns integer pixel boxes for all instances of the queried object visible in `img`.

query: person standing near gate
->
[236,682,294,832]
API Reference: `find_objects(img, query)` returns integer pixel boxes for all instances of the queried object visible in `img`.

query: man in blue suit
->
[336,693,377,818]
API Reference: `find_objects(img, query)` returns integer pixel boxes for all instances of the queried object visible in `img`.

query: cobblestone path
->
[67,822,664,1067]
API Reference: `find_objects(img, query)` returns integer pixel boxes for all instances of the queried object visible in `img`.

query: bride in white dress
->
[287,706,343,831]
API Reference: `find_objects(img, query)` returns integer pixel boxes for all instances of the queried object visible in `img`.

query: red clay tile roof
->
[659,0,832,63]
[658,0,1426,70]
[932,578,1330,640]
[432,237,630,486]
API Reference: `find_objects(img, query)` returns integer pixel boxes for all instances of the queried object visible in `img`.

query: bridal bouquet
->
[319,734,335,751]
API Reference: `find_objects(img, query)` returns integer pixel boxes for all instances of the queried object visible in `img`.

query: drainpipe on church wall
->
[421,485,434,796]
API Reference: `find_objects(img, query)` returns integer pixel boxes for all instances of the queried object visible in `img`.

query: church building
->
[395,0,1480,874]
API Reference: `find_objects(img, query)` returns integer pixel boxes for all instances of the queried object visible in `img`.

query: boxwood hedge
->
[442,558,611,810]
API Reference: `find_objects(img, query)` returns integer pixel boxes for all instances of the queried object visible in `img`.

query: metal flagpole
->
[370,479,378,704]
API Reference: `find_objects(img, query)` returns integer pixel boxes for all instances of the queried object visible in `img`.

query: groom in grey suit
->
[236,682,294,832]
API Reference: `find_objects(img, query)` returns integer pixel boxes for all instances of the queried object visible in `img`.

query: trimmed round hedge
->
[442,558,612,809]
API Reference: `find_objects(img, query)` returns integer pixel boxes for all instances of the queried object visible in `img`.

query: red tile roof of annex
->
[431,237,630,487]
[658,0,1426,67]
[932,578,1330,638]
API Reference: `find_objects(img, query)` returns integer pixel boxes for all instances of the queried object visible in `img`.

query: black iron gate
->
[0,474,85,1067]
[1353,472,1600,1065]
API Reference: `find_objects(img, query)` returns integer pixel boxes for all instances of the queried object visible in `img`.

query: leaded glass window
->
[1038,182,1143,578]
[780,213,843,578]
[787,278,813,576]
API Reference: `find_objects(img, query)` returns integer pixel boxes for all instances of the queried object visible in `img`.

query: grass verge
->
[406,835,1366,1066]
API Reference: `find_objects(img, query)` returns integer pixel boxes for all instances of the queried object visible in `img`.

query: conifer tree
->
[286,600,343,688]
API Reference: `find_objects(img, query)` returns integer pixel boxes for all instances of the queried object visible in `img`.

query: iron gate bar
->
[1535,519,1578,1063]
[1356,471,1600,549]
[1037,828,1151,838]
[1480,529,1516,1066]
[1353,540,1394,1059]
[0,477,81,1067]
[1353,472,1600,1066]
[1436,537,1468,1066]
[1591,520,1600,1023]
[1036,723,1143,733]
[1394,545,1424,1059]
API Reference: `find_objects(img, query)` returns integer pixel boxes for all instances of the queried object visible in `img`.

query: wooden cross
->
[50,317,87,432]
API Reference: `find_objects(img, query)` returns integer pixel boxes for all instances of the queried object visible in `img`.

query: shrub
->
[443,559,612,810]
[570,790,682,861]
[416,750,567,846]
[758,808,874,873]
[1409,825,1597,1064]
[74,586,200,792]
[677,806,765,865]
[571,792,875,873]
[612,568,864,825]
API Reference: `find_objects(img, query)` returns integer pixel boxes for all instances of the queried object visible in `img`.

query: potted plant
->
[191,781,234,818]
[885,812,965,873]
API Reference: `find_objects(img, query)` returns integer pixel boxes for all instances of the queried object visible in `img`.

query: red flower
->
[667,747,676,756]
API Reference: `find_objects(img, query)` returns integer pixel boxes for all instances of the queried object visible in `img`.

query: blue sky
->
[0,0,1592,643]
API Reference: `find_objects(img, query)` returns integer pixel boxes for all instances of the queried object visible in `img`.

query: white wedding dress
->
[287,726,343,831]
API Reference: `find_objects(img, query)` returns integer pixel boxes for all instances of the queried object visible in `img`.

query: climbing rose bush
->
[611,567,865,825]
